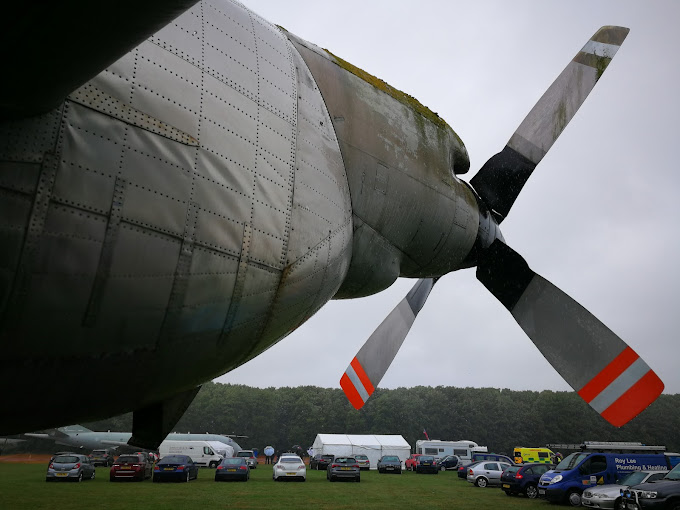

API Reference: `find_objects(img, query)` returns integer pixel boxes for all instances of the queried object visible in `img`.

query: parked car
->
[236,450,258,469]
[327,456,360,482]
[110,453,152,481]
[416,455,438,474]
[355,454,370,471]
[501,462,555,498]
[377,455,402,474]
[620,463,680,510]
[89,448,116,467]
[273,454,306,482]
[467,461,512,487]
[472,453,514,464]
[583,469,668,509]
[405,454,422,471]
[215,457,250,482]
[153,455,199,482]
[438,455,460,471]
[310,454,334,470]
[458,460,484,479]
[46,453,96,482]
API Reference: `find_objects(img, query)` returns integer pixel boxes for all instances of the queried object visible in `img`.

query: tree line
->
[81,382,680,455]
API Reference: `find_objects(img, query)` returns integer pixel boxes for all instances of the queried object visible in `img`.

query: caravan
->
[415,440,487,462]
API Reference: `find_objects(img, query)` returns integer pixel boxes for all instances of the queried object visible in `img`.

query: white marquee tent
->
[310,434,411,470]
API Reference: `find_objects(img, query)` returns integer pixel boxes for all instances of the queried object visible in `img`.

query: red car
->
[405,454,422,471]
[110,453,153,481]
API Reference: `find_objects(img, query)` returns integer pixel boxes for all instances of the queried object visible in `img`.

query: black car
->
[458,460,484,479]
[501,462,555,498]
[437,455,460,471]
[153,455,199,482]
[377,455,402,474]
[310,454,334,470]
[215,457,250,482]
[416,455,438,474]
[620,462,680,509]
[327,456,360,482]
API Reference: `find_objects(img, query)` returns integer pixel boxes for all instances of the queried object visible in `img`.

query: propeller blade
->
[470,26,629,221]
[340,278,436,409]
[476,240,663,427]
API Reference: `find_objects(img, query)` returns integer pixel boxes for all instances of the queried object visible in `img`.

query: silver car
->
[236,450,258,469]
[582,469,668,509]
[466,461,512,487]
[46,454,96,482]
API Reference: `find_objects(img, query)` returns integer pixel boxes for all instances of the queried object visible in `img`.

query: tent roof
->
[314,434,410,448]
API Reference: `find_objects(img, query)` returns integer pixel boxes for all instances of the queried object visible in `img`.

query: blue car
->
[501,462,555,499]
[153,455,199,483]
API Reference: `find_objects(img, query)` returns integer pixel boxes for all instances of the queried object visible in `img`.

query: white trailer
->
[415,439,488,461]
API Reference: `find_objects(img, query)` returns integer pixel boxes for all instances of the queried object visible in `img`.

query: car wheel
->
[525,484,538,499]
[440,465,446,471]
[185,471,190,482]
[90,470,96,480]
[209,461,217,469]
[77,472,83,482]
[475,477,488,488]
[566,489,582,507]
[504,490,513,496]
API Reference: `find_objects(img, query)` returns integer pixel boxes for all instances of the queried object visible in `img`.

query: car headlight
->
[640,491,657,499]
[549,475,562,484]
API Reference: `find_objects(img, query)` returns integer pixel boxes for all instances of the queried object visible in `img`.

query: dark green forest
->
[82,382,680,455]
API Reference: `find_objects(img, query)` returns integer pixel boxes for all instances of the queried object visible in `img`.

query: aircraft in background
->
[0,0,663,448]
[22,424,243,453]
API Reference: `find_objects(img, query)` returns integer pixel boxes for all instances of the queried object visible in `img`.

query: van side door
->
[578,454,609,486]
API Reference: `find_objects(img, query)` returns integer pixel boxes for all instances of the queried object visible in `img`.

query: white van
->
[206,441,234,459]
[158,440,224,468]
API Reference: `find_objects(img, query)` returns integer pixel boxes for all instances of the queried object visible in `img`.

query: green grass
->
[0,464,555,509]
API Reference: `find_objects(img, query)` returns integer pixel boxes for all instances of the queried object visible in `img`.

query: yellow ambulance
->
[513,447,554,464]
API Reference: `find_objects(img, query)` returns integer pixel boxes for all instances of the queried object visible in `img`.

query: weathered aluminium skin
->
[0,0,482,439]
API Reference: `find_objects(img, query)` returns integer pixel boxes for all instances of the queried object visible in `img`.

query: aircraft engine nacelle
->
[0,0,353,434]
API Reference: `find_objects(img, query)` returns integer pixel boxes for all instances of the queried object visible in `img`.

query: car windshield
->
[335,457,356,464]
[322,455,334,460]
[280,457,301,463]
[53,455,79,463]
[618,471,652,485]
[505,466,521,475]
[666,464,680,481]
[419,456,434,462]
[556,453,589,471]
[355,455,368,460]
[92,450,107,455]
[222,458,243,465]
[382,456,399,462]
[160,456,187,464]
[117,456,140,463]
[236,451,252,457]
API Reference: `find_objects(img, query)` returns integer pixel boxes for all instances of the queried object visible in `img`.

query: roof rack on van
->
[546,442,666,453]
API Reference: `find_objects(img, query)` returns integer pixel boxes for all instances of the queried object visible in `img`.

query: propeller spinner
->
[340,26,663,426]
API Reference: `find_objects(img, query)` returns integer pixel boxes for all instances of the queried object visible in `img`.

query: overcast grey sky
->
[217,1,680,398]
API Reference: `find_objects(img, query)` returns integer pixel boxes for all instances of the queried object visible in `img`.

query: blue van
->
[538,451,676,506]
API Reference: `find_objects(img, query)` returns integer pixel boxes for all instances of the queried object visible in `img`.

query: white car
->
[273,455,306,482]
[467,461,512,487]
[582,469,668,509]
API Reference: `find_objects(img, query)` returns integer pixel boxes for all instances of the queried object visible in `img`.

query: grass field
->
[0,463,558,509]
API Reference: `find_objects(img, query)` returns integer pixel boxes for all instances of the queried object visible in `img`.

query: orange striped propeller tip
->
[578,347,664,427]
[340,357,375,410]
